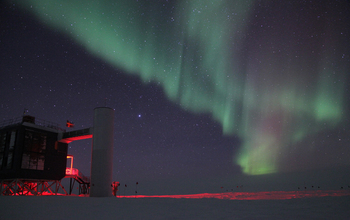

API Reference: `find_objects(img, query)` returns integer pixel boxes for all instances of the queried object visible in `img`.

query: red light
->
[59,134,93,144]
[66,120,74,127]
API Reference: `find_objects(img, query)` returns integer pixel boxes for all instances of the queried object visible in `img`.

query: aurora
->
[11,0,349,175]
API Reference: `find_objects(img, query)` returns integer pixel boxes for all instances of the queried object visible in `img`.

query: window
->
[21,153,45,170]
[21,130,46,170]
[4,130,17,169]
[6,152,13,169]
[9,130,16,150]
[0,133,5,169]
[0,153,3,170]
[0,133,5,153]
[24,130,46,153]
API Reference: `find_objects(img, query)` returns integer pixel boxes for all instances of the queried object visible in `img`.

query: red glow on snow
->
[118,190,350,200]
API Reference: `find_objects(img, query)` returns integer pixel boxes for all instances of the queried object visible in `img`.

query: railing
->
[65,168,90,183]
[62,128,91,139]
[0,117,23,128]
[33,118,65,132]
[0,116,65,132]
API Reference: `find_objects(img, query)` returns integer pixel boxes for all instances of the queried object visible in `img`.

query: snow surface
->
[1,194,349,219]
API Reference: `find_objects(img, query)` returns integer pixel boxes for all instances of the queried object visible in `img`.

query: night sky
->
[1,0,350,194]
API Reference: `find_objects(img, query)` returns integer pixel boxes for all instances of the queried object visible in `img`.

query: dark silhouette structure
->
[0,115,91,196]
[0,115,67,180]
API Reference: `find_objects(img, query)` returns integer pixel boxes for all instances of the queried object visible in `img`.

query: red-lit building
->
[0,115,91,196]
[0,115,68,180]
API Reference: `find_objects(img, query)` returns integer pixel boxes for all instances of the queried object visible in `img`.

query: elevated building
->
[0,115,68,181]
[0,108,115,197]
[0,115,93,196]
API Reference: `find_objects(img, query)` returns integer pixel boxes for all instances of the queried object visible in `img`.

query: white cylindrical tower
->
[90,107,114,197]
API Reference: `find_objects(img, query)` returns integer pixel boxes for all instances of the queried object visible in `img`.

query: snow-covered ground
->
[1,193,349,219]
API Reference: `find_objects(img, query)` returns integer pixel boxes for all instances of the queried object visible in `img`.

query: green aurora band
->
[12,0,349,175]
